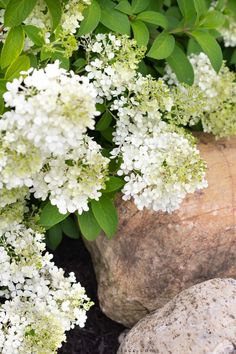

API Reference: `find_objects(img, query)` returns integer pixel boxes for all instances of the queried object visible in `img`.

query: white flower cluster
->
[22,0,90,54]
[84,34,207,212]
[210,0,236,47]
[164,52,236,138]
[109,74,207,212]
[220,15,236,47]
[0,61,109,214]
[115,126,207,212]
[0,224,93,353]
[61,0,91,35]
[84,33,145,101]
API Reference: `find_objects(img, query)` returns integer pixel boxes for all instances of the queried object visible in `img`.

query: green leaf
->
[0,80,6,114]
[199,10,225,29]
[4,0,37,27]
[39,202,69,230]
[191,29,223,72]
[187,37,202,55]
[193,0,207,17]
[96,110,113,131]
[115,0,133,15]
[103,176,125,193]
[5,55,30,80]
[0,79,7,93]
[166,44,194,85]
[0,0,10,8]
[166,6,182,20]
[101,126,114,142]
[136,11,168,28]
[73,58,86,71]
[164,0,171,6]
[46,224,63,251]
[51,50,70,70]
[147,32,175,59]
[227,0,236,15]
[91,195,118,239]
[0,26,24,69]
[78,208,101,241]
[43,0,62,31]
[131,20,149,46]
[230,48,236,65]
[61,216,79,239]
[40,47,52,61]
[214,0,224,11]
[78,0,101,36]
[23,25,45,46]
[177,0,196,20]
[0,95,4,114]
[100,0,130,35]
[28,53,38,68]
[131,0,151,14]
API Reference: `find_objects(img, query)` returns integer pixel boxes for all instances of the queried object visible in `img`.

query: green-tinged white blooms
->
[164,52,236,138]
[0,224,93,354]
[83,33,208,213]
[31,137,109,215]
[23,0,91,55]
[210,0,236,48]
[84,33,146,101]
[220,14,236,47]
[0,187,28,209]
[113,125,207,212]
[0,61,109,214]
[0,200,26,233]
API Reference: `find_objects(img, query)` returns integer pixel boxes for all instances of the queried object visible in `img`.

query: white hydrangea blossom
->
[0,0,91,53]
[62,0,91,35]
[210,1,236,47]
[0,224,93,354]
[83,34,208,213]
[30,137,109,214]
[0,62,109,214]
[109,75,207,212]
[164,52,236,137]
[220,16,236,47]
[84,33,145,101]
[0,200,26,234]
[2,62,98,156]
[114,127,207,212]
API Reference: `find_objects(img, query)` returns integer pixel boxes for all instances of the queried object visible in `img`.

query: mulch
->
[52,236,126,354]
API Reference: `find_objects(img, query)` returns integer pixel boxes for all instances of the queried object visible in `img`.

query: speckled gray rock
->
[84,134,236,327]
[118,278,236,354]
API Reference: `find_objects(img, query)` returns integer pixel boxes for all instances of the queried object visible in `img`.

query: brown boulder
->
[84,133,236,327]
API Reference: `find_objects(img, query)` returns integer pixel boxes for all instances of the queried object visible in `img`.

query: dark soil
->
[53,236,126,354]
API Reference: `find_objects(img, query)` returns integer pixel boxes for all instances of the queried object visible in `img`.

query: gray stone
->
[118,278,236,354]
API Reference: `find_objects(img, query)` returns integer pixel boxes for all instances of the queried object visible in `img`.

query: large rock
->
[84,134,236,327]
[118,278,236,354]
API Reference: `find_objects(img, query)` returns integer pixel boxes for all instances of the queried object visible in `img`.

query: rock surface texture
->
[117,278,236,354]
[84,134,236,327]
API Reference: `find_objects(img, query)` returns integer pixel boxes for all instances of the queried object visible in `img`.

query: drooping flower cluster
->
[84,34,208,212]
[0,61,109,214]
[164,52,236,138]
[0,224,93,353]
